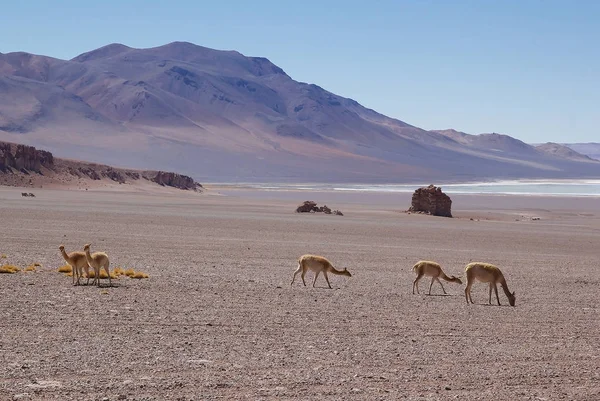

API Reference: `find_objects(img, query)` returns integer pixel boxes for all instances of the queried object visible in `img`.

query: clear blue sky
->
[1,0,598,143]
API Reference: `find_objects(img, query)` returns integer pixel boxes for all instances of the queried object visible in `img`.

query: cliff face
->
[0,143,54,172]
[0,140,202,191]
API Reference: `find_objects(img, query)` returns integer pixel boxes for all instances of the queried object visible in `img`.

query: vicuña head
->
[291,254,352,289]
[412,260,462,295]
[464,262,515,307]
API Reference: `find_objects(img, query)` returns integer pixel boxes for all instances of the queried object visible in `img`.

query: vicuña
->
[291,254,352,289]
[464,262,516,306]
[83,243,112,287]
[412,260,462,295]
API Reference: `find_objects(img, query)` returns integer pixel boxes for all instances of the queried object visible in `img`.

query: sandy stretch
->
[1,186,600,400]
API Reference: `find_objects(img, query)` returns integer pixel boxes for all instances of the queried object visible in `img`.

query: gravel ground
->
[1,187,600,400]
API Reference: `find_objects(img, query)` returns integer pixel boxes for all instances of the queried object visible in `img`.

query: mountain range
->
[1,41,598,183]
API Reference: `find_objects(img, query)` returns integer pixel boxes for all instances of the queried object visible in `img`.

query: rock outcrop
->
[408,184,452,217]
[296,201,342,216]
[150,171,202,191]
[0,143,54,172]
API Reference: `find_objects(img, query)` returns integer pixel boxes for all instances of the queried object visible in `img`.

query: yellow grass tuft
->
[24,265,37,272]
[33,262,42,267]
[0,264,21,274]
[0,254,7,259]
[113,267,126,276]
[66,272,73,277]
[87,270,96,278]
[58,265,72,273]
[131,272,149,279]
[123,268,136,277]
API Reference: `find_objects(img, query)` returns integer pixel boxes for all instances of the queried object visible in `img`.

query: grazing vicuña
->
[412,260,462,295]
[464,262,516,306]
[291,254,352,289]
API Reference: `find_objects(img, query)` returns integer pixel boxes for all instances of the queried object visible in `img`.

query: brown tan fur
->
[83,243,111,287]
[59,245,89,286]
[464,262,516,306]
[412,260,462,295]
[291,254,352,289]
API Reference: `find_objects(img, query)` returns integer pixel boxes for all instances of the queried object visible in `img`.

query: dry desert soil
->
[1,186,600,400]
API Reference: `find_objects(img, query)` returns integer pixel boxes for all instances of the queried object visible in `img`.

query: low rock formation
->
[150,171,202,191]
[1,140,203,192]
[0,143,54,173]
[408,184,452,217]
[296,201,342,216]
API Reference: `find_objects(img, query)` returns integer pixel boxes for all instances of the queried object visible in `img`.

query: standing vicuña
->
[59,245,88,286]
[291,254,352,289]
[412,260,462,295]
[464,262,515,306]
[83,243,111,287]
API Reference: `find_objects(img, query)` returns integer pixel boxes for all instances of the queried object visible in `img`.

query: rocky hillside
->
[563,143,600,161]
[535,142,597,162]
[1,42,600,182]
[0,141,202,191]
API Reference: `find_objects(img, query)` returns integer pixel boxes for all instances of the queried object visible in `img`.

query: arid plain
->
[1,186,599,400]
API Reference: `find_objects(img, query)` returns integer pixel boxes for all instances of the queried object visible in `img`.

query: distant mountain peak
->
[72,43,132,62]
[2,41,600,182]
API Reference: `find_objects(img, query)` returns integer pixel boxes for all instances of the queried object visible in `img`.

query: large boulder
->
[409,184,452,217]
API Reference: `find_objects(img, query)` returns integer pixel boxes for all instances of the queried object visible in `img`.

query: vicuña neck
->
[330,266,344,275]
[500,280,512,299]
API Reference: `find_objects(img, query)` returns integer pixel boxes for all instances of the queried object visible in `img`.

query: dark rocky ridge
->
[0,140,202,191]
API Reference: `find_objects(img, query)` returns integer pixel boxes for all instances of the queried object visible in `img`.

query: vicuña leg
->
[493,283,501,305]
[291,264,302,286]
[301,269,307,286]
[465,285,473,304]
[104,262,111,287]
[312,270,320,287]
[436,278,447,294]
[413,273,424,294]
[428,277,435,294]
[71,264,78,286]
[323,271,332,289]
